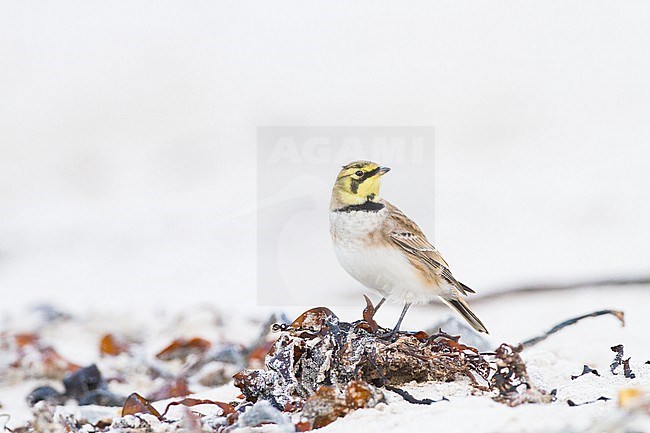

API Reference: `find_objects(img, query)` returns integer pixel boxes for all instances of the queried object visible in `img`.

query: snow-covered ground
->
[1,284,649,432]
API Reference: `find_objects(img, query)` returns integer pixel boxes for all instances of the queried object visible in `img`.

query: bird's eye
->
[355,170,364,177]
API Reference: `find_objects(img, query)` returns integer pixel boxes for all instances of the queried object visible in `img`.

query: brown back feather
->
[382,200,474,296]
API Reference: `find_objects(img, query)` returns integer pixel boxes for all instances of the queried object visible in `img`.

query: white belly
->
[330,209,445,304]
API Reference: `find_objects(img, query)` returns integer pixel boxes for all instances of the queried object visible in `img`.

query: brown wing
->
[383,200,475,296]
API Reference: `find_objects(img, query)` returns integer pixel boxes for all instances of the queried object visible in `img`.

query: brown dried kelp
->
[121,393,163,419]
[299,381,384,429]
[230,305,501,429]
[99,333,132,357]
[151,336,247,391]
[362,294,379,333]
[160,398,237,419]
[491,344,554,406]
[236,306,492,414]
[119,393,240,430]
[233,303,563,419]
[156,337,212,361]
[10,301,571,433]
[1,332,81,379]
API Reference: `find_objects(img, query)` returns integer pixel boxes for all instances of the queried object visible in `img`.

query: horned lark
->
[329,160,488,334]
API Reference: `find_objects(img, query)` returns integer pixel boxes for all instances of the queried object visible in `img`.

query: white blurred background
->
[1,1,649,314]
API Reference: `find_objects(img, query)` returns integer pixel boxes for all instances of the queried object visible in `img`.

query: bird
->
[329,160,488,334]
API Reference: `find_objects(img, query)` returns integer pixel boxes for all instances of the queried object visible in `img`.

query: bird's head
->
[331,160,391,208]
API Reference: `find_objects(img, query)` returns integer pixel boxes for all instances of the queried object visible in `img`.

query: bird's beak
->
[378,166,391,176]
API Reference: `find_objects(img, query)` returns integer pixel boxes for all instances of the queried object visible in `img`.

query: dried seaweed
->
[610,344,636,378]
[3,333,80,379]
[362,295,379,333]
[623,358,636,379]
[121,393,163,419]
[121,392,241,429]
[567,396,611,406]
[384,385,448,405]
[99,334,131,357]
[571,365,600,380]
[520,310,624,348]
[611,344,624,374]
[234,303,564,420]
[157,337,212,361]
[491,344,554,406]
[160,398,237,418]
[9,302,582,432]
[300,381,384,429]
[233,305,511,428]
[239,307,491,404]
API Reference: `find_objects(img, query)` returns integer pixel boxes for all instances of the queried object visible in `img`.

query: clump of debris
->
[234,306,492,409]
[231,302,554,429]
[3,301,564,432]
[490,343,555,406]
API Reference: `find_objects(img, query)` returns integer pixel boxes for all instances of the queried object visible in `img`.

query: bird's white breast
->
[329,209,442,304]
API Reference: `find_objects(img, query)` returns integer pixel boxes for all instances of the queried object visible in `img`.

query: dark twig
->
[473,276,650,304]
[520,310,624,349]
[384,385,448,405]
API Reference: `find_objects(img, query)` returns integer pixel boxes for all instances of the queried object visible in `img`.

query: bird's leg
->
[371,297,386,317]
[378,303,411,338]
[392,303,411,333]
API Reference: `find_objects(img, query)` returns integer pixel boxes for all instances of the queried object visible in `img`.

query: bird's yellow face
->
[332,160,391,207]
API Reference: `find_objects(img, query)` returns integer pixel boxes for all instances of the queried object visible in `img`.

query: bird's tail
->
[440,296,489,334]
